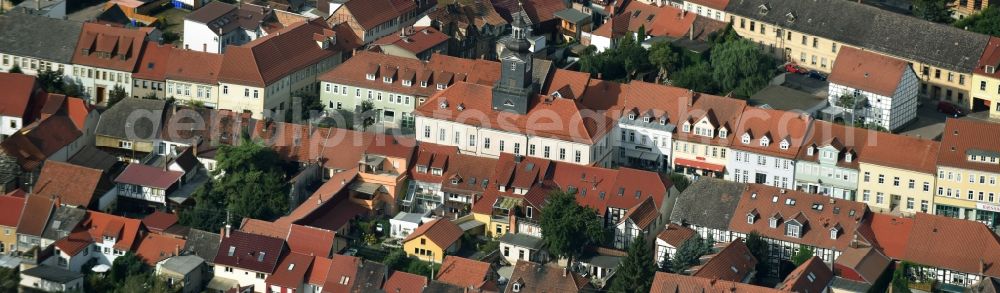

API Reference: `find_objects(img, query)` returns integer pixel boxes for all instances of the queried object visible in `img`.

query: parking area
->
[782,73,830,98]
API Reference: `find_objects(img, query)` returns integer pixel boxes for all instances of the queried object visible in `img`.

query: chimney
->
[509,212,518,234]
[225,223,232,238]
[317,194,323,205]
[191,140,198,157]
[562,266,567,277]
[689,24,694,41]
[35,0,40,11]
[174,244,180,256]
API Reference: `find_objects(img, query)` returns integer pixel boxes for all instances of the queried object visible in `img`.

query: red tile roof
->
[427,2,506,29]
[83,211,144,251]
[135,233,186,265]
[731,107,812,159]
[860,130,939,173]
[251,121,375,171]
[687,0,730,10]
[133,43,174,81]
[592,2,699,39]
[0,73,38,118]
[885,213,1000,278]
[323,254,361,292]
[0,115,83,171]
[402,218,463,248]
[297,199,369,232]
[142,211,179,234]
[796,120,873,169]
[287,224,335,257]
[33,161,104,208]
[410,143,496,195]
[215,230,287,273]
[165,49,224,84]
[383,271,427,293]
[0,195,26,228]
[657,223,696,247]
[493,0,567,24]
[114,163,184,189]
[864,213,912,259]
[317,51,501,100]
[624,81,747,146]
[65,97,93,131]
[692,239,757,282]
[620,196,660,228]
[505,260,589,292]
[54,230,93,257]
[829,46,910,97]
[651,271,781,292]
[72,23,149,72]
[219,19,340,87]
[338,0,422,30]
[436,256,493,290]
[16,195,55,236]
[727,184,869,252]
[779,256,833,293]
[373,26,450,55]
[549,161,671,217]
[307,256,332,286]
[266,252,314,289]
[938,118,1000,173]
[975,37,1000,78]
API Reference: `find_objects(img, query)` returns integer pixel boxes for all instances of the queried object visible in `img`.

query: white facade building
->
[727,108,812,189]
[182,1,269,54]
[617,110,674,172]
[827,47,919,131]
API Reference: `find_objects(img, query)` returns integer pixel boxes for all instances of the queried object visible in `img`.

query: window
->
[878,174,885,184]
[529,144,535,155]
[575,150,581,163]
[747,214,755,224]
[876,192,884,204]
[786,223,800,237]
[256,273,266,279]
[469,135,476,147]
[829,228,838,239]
[244,88,249,97]
[543,146,550,158]
[768,217,777,228]
[499,140,505,152]
[863,190,870,202]
[423,126,431,138]
[923,182,930,191]
[559,148,566,160]
[439,129,446,141]
[224,267,233,273]
[893,177,900,186]
[484,138,491,149]
[812,37,818,48]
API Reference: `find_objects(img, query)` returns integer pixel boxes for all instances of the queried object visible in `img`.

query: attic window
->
[682,122,691,132]
[807,146,814,156]
[431,168,443,176]
[785,223,801,238]
[785,12,796,22]
[628,113,636,120]
[420,81,428,87]
[618,187,625,196]
[383,76,393,83]
[366,73,376,80]
[416,165,427,173]
[402,79,412,86]
[643,116,650,123]
[634,191,641,198]
[845,152,853,162]
[741,133,751,144]
[719,128,727,138]
[829,228,839,239]
[747,213,755,224]
[987,65,996,74]
[768,217,778,228]
[451,178,459,184]
[257,252,266,262]
[785,198,796,206]
[437,83,447,90]
[659,117,667,125]
[779,140,789,150]
[439,100,448,109]
[760,136,770,147]
[513,282,522,292]
[227,246,235,257]
[288,264,295,271]
[758,4,769,15]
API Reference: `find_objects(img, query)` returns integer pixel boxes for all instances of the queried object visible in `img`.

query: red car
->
[937,101,966,117]
[784,63,806,74]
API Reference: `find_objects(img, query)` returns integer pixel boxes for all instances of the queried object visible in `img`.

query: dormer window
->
[439,100,448,109]
[845,152,853,162]
[682,122,691,132]
[451,178,459,184]
[628,113,636,120]
[719,128,727,138]
[987,65,996,74]
[758,3,769,15]
[366,73,376,80]
[807,146,815,156]
[437,83,447,90]
[760,136,770,147]
[431,168,443,175]
[786,222,801,238]
[747,213,756,224]
[643,116,650,123]
[829,228,839,239]
[768,217,778,228]
[420,81,428,87]
[779,139,789,150]
[659,117,667,125]
[402,80,412,87]
[416,165,427,173]
[383,76,393,83]
[741,133,751,144]
[513,282,522,292]
[785,12,796,22]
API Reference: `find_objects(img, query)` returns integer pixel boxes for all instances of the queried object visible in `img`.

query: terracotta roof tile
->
[731,107,812,159]
[287,224,335,257]
[239,218,290,239]
[214,230,287,273]
[859,131,939,173]
[373,26,450,56]
[864,213,911,259]
[650,271,782,293]
[779,256,833,292]
[505,261,589,292]
[0,115,83,171]
[383,271,427,293]
[54,230,93,257]
[0,73,37,118]
[0,195,26,228]
[323,254,361,292]
[938,118,1000,173]
[84,211,143,251]
[219,19,340,87]
[899,213,1000,278]
[493,0,566,24]
[165,49,224,84]
[402,218,463,248]
[620,195,660,228]
[657,223,696,247]
[692,239,758,282]
[33,161,104,208]
[135,233,186,265]
[307,256,332,286]
[796,120,873,169]
[16,195,55,236]
[829,46,910,97]
[427,2,506,29]
[339,0,424,30]
[975,37,1000,78]
[133,43,173,81]
[114,163,184,189]
[436,256,493,289]
[834,246,891,284]
[266,252,313,289]
[142,211,179,233]
[72,23,149,72]
[592,2,700,39]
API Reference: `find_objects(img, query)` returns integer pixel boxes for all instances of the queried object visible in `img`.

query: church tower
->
[491,2,536,114]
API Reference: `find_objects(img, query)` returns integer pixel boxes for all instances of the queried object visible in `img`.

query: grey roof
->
[724,0,990,72]
[422,281,467,293]
[353,261,387,292]
[158,255,205,274]
[669,178,745,230]
[748,85,828,113]
[41,206,86,241]
[829,276,871,292]
[96,98,167,141]
[499,233,544,250]
[67,145,119,173]
[391,212,424,224]
[184,228,221,263]
[579,254,621,268]
[22,265,84,283]
[0,11,83,64]
[553,8,591,24]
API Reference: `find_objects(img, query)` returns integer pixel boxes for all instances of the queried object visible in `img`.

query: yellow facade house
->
[934,119,1000,230]
[857,132,940,216]
[725,0,990,107]
[971,37,1000,119]
[0,193,25,253]
[402,218,463,263]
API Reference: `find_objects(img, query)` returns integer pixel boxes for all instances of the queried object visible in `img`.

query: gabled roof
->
[142,211,179,233]
[114,163,184,189]
[133,43,174,81]
[287,224,335,257]
[0,73,37,118]
[83,211,144,251]
[214,230,287,273]
[72,23,149,72]
[323,254,361,292]
[426,2,506,29]
[95,98,166,140]
[402,218,463,248]
[723,0,990,73]
[135,233,186,265]
[731,107,812,159]
[0,115,82,171]
[219,19,340,87]
[828,47,910,97]
[938,118,1000,173]
[33,161,105,208]
[669,178,744,230]
[834,246,891,284]
[338,0,421,30]
[16,195,55,237]
[692,239,758,282]
[0,11,84,64]
[436,256,494,290]
[185,1,270,35]
[21,265,83,284]
[0,194,26,228]
[504,261,589,292]
[796,120,872,169]
[373,26,450,56]
[859,130,939,173]
[657,223,696,247]
[728,184,868,251]
[492,0,567,24]
[591,2,700,40]
[779,256,833,293]
[620,196,660,228]
[184,228,221,262]
[870,213,1000,279]
[383,271,427,293]
[650,271,782,292]
[164,49,224,85]
[266,252,313,289]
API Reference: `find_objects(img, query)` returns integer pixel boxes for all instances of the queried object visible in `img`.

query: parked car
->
[937,101,966,117]
[784,63,806,74]
[806,70,827,81]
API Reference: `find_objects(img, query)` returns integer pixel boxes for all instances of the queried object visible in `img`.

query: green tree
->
[357,100,376,131]
[658,253,673,272]
[648,41,681,81]
[668,173,690,193]
[0,267,18,292]
[670,62,717,93]
[36,69,66,93]
[8,65,21,74]
[107,85,128,108]
[110,252,146,283]
[383,249,409,271]
[913,0,953,23]
[745,231,771,282]
[539,189,606,265]
[608,237,656,293]
[891,262,913,293]
[671,234,707,273]
[710,39,776,98]
[791,246,815,266]
[179,180,227,231]
[298,93,325,120]
[954,6,1000,36]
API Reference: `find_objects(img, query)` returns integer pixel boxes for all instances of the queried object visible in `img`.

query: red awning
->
[674,158,725,172]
